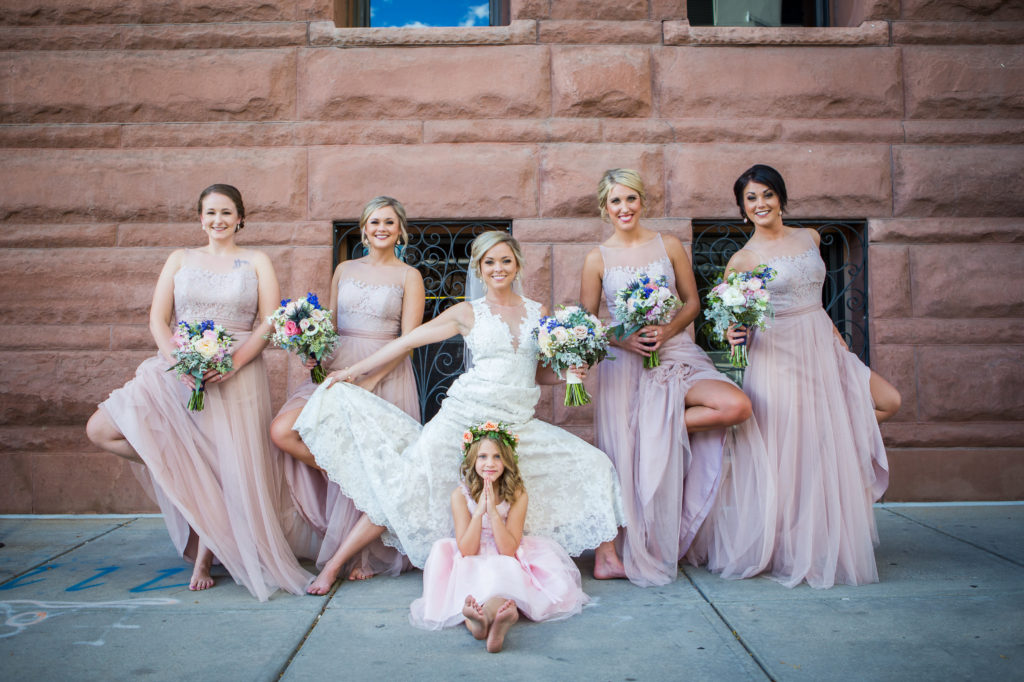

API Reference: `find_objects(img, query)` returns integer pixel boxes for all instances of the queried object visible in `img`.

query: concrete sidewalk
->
[1,503,1021,681]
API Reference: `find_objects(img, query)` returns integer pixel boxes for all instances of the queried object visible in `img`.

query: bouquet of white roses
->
[266,292,340,384]
[611,273,682,369]
[534,305,612,406]
[705,264,777,368]
[168,319,235,411]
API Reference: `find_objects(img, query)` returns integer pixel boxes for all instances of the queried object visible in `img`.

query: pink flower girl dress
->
[410,485,588,630]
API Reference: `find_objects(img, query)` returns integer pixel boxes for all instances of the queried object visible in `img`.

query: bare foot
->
[306,563,341,595]
[593,545,627,580]
[462,596,489,640]
[189,561,214,591]
[486,599,518,653]
[347,566,374,581]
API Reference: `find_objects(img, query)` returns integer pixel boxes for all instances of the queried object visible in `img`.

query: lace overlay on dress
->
[463,298,541,389]
[174,251,258,333]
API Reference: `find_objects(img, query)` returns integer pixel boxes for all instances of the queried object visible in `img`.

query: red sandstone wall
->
[1,0,1022,511]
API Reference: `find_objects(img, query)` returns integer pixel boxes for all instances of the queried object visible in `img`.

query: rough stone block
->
[539,20,661,44]
[298,46,549,120]
[0,249,165,325]
[651,0,688,19]
[869,218,1024,244]
[0,148,307,222]
[902,120,1024,144]
[881,421,1024,448]
[895,146,1024,218]
[510,0,549,20]
[869,345,917,423]
[107,326,153,351]
[668,118,783,143]
[120,21,308,50]
[514,218,609,244]
[308,20,537,47]
[0,325,111,351]
[0,223,117,248]
[0,453,32,513]
[602,119,675,143]
[665,144,892,217]
[308,144,538,220]
[655,47,902,118]
[917,346,1024,421]
[899,0,1024,22]
[0,123,120,148]
[0,0,298,25]
[778,119,905,144]
[0,50,296,123]
[552,46,652,118]
[873,318,1024,347]
[885,448,1024,501]
[539,143,664,217]
[904,46,1024,119]
[520,243,553,307]
[549,0,648,20]
[279,246,335,305]
[664,22,890,46]
[551,243,598,308]
[910,244,1024,317]
[0,425,94,454]
[0,25,120,50]
[869,245,912,318]
[32,453,156,514]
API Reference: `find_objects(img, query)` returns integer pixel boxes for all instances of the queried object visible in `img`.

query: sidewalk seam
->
[274,581,339,679]
[0,517,137,589]
[884,508,1024,569]
[682,570,776,681]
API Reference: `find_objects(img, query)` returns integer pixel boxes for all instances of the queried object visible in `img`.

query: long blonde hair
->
[459,435,524,505]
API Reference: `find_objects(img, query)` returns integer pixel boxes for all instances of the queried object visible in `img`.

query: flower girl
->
[409,422,588,653]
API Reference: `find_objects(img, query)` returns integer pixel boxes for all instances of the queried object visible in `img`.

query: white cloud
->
[459,3,489,27]
[402,20,432,27]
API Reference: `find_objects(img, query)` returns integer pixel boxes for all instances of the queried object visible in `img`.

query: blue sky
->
[371,0,490,27]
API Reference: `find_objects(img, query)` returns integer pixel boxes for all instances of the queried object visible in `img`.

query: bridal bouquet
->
[169,320,235,411]
[534,305,611,407]
[266,293,340,384]
[705,264,777,368]
[611,273,682,369]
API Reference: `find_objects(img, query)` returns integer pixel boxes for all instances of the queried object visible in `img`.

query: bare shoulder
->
[727,247,761,274]
[402,263,424,286]
[164,248,187,269]
[661,233,686,256]
[795,226,821,247]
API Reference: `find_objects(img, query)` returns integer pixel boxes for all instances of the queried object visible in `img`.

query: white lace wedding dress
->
[293,297,625,568]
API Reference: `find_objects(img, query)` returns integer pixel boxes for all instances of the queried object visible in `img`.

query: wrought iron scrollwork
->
[333,220,513,422]
[691,219,870,371]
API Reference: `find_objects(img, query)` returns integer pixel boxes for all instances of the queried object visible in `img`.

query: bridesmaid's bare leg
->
[462,595,489,640]
[270,407,322,471]
[85,409,143,463]
[307,514,386,595]
[684,379,753,432]
[189,539,215,591]
[870,370,902,423]
[484,598,518,653]
[593,540,627,580]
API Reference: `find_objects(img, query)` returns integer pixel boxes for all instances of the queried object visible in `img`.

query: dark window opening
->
[687,0,829,26]
[333,219,512,422]
[691,218,868,380]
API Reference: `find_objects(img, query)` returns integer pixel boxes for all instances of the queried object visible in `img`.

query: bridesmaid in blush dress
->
[270,196,423,582]
[720,164,901,588]
[580,169,773,587]
[85,184,313,600]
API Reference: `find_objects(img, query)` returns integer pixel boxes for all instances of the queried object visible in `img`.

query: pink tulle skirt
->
[100,335,313,601]
[743,305,888,588]
[278,331,419,577]
[409,537,588,630]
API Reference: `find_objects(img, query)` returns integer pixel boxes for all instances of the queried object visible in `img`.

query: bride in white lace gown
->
[294,232,625,594]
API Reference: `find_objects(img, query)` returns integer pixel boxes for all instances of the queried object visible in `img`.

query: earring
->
[743,217,748,223]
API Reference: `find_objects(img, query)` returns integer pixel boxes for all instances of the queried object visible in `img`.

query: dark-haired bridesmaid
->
[86,184,312,600]
[700,164,900,588]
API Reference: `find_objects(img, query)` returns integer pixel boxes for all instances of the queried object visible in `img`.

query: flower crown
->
[461,420,519,459]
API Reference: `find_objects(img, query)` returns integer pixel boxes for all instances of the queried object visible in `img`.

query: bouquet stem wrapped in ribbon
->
[610,273,682,369]
[533,305,612,407]
[266,293,340,384]
[168,320,235,411]
[705,264,777,368]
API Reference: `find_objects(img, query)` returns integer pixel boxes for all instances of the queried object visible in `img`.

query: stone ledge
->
[893,21,1024,45]
[664,20,890,46]
[120,121,422,147]
[869,218,1024,243]
[880,422,1024,449]
[885,448,1024,501]
[538,20,661,44]
[0,223,118,247]
[903,120,1024,144]
[0,124,121,148]
[872,319,1024,346]
[0,22,309,51]
[308,19,536,46]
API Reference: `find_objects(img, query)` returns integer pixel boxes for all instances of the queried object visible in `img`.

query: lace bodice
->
[599,234,679,325]
[764,247,826,312]
[463,298,543,389]
[173,251,258,333]
[336,280,404,335]
[460,484,510,551]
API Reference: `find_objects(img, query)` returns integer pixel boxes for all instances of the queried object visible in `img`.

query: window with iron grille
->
[333,219,513,421]
[691,219,869,379]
